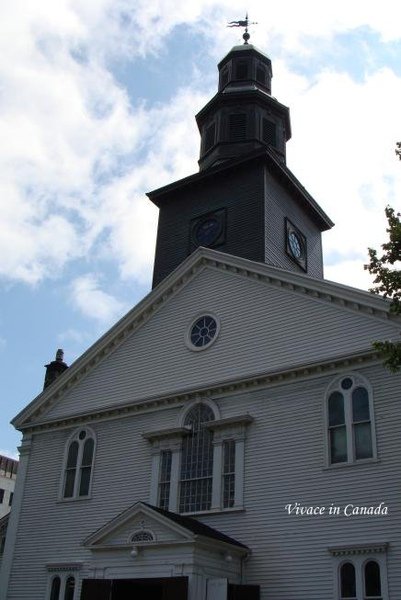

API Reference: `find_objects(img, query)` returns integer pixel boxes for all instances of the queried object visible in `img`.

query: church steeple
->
[148,34,333,289]
[196,36,291,170]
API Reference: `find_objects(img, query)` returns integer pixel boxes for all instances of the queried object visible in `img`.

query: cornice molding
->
[328,543,388,556]
[20,349,380,434]
[13,247,397,431]
[46,563,82,572]
[205,415,254,430]
[142,427,190,442]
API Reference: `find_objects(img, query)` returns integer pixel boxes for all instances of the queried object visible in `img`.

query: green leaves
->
[365,206,401,314]
[364,146,401,371]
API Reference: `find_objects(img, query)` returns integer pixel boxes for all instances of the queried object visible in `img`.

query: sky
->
[1,0,401,459]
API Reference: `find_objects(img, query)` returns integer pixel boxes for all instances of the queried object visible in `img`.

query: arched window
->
[131,530,154,542]
[340,562,356,599]
[327,375,375,465]
[145,400,252,514]
[48,574,76,600]
[64,576,75,600]
[179,403,215,513]
[365,561,382,598]
[331,545,387,600]
[62,428,95,499]
[50,576,61,600]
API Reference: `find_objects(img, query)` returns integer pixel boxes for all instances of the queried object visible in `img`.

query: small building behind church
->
[1,28,400,600]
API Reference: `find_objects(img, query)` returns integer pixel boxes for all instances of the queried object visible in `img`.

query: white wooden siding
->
[6,362,401,599]
[42,266,399,422]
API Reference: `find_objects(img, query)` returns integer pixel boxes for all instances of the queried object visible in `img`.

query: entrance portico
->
[80,502,256,600]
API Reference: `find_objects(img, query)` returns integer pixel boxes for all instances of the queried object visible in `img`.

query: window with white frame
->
[47,566,81,600]
[144,401,253,514]
[179,403,215,513]
[326,374,376,465]
[61,428,95,499]
[330,544,388,600]
[158,450,172,510]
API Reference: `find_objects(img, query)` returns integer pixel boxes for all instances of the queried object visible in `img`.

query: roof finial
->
[227,13,258,44]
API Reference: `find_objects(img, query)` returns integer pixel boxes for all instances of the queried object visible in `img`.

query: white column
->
[168,446,181,513]
[211,441,223,510]
[0,435,31,600]
[149,451,161,506]
[234,438,245,508]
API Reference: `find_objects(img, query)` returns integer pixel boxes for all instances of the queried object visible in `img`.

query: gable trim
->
[83,501,248,555]
[83,502,193,548]
[19,349,380,434]
[13,247,398,431]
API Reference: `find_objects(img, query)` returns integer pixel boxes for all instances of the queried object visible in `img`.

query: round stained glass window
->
[189,315,219,350]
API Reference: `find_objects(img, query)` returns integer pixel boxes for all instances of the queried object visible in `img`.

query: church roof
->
[143,503,248,548]
[147,147,334,231]
[83,501,248,552]
[218,43,271,64]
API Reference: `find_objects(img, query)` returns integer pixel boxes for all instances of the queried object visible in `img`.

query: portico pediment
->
[83,501,248,557]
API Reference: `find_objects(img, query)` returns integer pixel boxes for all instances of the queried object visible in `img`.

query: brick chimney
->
[44,349,68,389]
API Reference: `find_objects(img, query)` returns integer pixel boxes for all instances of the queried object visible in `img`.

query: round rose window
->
[189,315,218,349]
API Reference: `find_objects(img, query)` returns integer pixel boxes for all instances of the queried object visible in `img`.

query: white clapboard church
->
[1,29,401,600]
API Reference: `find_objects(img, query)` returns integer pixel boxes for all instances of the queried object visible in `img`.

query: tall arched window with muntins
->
[62,428,95,499]
[179,403,215,513]
[327,375,375,465]
[340,562,356,599]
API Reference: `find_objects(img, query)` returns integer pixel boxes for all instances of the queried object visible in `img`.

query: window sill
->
[179,506,245,517]
[323,458,380,471]
[57,495,92,504]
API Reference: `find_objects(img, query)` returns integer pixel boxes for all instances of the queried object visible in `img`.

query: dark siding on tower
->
[152,161,265,287]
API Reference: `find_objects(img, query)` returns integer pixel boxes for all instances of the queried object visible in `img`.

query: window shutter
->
[235,61,248,79]
[204,123,216,152]
[256,66,266,85]
[221,68,229,88]
[229,114,247,142]
[262,118,277,147]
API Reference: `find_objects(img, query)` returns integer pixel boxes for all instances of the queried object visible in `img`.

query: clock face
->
[288,231,302,258]
[194,217,222,246]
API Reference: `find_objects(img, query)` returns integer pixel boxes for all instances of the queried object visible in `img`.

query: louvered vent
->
[204,123,216,152]
[262,118,277,146]
[229,113,247,142]
[235,61,248,80]
[256,66,266,86]
[221,68,229,88]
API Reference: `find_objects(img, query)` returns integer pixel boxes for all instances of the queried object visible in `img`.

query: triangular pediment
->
[13,248,401,429]
[83,502,193,549]
[83,502,247,553]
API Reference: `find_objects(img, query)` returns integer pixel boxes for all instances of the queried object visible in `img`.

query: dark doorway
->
[228,583,260,600]
[81,577,188,600]
[113,579,163,599]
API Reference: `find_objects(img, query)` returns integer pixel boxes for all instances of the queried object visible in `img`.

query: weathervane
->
[227,13,258,44]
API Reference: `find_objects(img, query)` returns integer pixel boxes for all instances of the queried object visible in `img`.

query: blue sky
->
[1,0,401,458]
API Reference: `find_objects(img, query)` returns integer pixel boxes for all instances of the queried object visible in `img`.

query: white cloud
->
[275,64,401,288]
[0,0,400,292]
[0,449,19,461]
[70,274,127,324]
